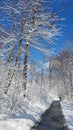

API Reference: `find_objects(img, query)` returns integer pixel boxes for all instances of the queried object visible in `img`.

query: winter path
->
[31,101,68,130]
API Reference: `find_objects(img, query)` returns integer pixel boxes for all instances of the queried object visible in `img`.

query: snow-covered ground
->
[61,100,73,130]
[0,89,73,130]
[0,99,73,130]
[0,95,53,130]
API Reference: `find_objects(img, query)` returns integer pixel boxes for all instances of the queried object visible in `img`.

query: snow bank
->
[61,100,73,130]
[0,96,52,130]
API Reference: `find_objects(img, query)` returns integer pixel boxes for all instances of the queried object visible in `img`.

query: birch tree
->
[0,0,64,95]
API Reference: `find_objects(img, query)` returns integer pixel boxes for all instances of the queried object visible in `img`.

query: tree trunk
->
[4,39,22,94]
[4,8,25,94]
[69,58,73,98]
[61,60,66,85]
[23,43,29,90]
[49,62,52,88]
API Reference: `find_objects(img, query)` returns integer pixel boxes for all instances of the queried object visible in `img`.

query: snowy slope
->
[0,95,53,130]
[61,100,73,130]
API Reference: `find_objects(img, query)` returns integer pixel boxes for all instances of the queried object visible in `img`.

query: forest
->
[0,0,73,130]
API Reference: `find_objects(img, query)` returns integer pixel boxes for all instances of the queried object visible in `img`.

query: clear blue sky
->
[53,0,73,54]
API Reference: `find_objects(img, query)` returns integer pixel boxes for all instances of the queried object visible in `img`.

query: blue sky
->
[53,0,73,54]
[30,0,73,61]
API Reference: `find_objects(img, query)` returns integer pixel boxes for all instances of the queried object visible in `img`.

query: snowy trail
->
[0,99,51,130]
[31,101,68,130]
[0,98,73,130]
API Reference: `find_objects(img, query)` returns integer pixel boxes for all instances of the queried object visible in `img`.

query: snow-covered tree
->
[48,47,73,100]
[0,0,64,97]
